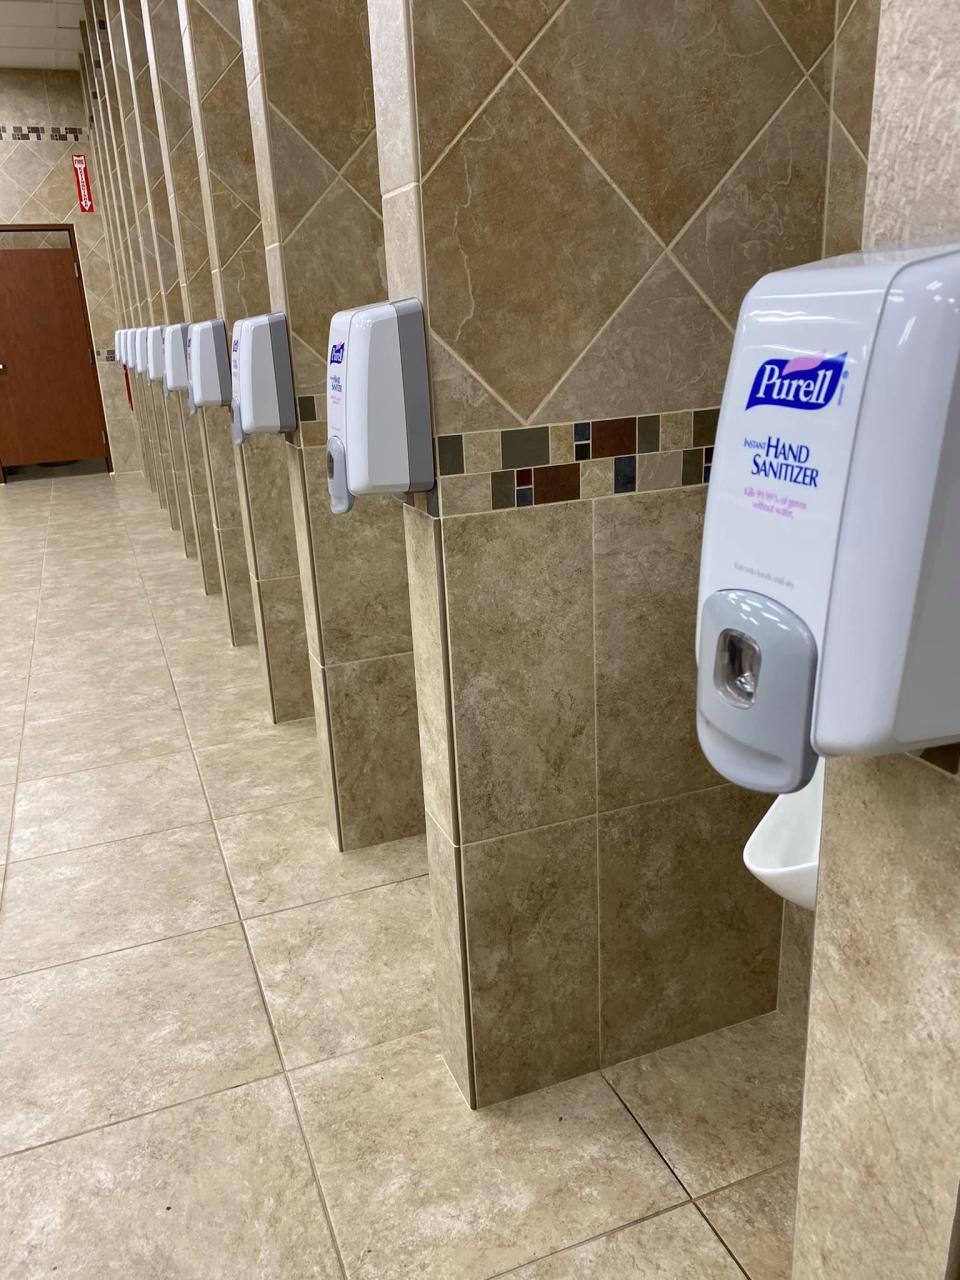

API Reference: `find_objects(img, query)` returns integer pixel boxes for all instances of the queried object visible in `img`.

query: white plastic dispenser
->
[147,326,164,383]
[187,319,231,409]
[325,298,433,515]
[697,242,960,795]
[229,313,296,446]
[135,327,149,376]
[164,323,189,394]
[114,329,123,361]
[119,330,130,368]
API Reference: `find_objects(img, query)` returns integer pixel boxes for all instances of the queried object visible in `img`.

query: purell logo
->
[329,342,345,365]
[746,352,846,411]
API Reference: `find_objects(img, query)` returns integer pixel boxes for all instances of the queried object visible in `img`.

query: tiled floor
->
[0,471,803,1278]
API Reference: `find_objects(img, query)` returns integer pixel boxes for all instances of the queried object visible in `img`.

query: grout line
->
[821,0,842,258]
[238,871,429,928]
[692,1202,753,1278]
[591,499,603,1070]
[602,1074,694,1199]
[0,1071,284,1165]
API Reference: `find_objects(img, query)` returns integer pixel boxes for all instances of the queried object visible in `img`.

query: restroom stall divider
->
[115,0,202,566]
[176,0,312,720]
[364,0,873,1108]
[235,0,424,850]
[86,0,168,500]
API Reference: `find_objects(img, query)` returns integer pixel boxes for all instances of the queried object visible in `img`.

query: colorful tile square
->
[614,456,637,494]
[591,417,636,459]
[501,426,550,470]
[533,463,580,504]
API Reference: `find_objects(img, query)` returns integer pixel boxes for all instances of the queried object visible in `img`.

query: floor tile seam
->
[3,815,215,868]
[601,1073,694,1199]
[0,1069,285,1165]
[237,870,430,927]
[202,787,326,824]
[272,1017,442,1078]
[0,909,241,985]
[130,513,348,1279]
[691,1201,752,1279]
[16,742,194,787]
[693,1156,798,1206]
[483,1199,697,1280]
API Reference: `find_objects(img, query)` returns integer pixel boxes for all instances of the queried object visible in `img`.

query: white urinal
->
[743,760,823,911]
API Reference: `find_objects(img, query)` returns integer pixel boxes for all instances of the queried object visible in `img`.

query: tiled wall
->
[238,0,424,850]
[373,0,873,1107]
[176,0,312,721]
[793,0,960,1275]
[0,68,141,474]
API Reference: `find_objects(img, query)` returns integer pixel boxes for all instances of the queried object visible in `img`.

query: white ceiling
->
[0,0,83,70]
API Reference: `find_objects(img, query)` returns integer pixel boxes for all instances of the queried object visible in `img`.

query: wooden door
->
[0,236,107,469]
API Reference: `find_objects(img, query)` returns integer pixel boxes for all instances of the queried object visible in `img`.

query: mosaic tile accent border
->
[0,125,84,142]
[436,409,719,515]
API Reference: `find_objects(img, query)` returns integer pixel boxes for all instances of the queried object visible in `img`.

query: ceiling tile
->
[674,81,829,324]
[539,255,731,422]
[523,0,801,241]
[411,0,510,173]
[422,72,659,419]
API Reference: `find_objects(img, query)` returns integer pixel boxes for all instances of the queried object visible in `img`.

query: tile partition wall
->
[238,0,425,849]
[792,0,960,1275]
[103,0,188,540]
[142,0,259,621]
[0,67,141,474]
[111,0,200,564]
[371,0,876,1108]
[82,0,165,494]
[176,0,312,721]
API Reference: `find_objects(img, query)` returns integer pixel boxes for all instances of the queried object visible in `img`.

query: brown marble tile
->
[0,824,236,978]
[0,924,278,1154]
[832,0,880,155]
[267,104,336,240]
[824,117,867,256]
[342,128,381,211]
[325,651,424,849]
[219,223,271,324]
[763,0,833,67]
[442,502,594,842]
[293,1031,684,1278]
[599,785,780,1065]
[423,73,659,418]
[257,0,375,169]
[541,256,731,422]
[248,876,434,1067]
[424,814,472,1101]
[792,756,960,1280]
[511,1203,743,1278]
[255,573,313,723]
[595,487,720,810]
[403,504,457,839]
[188,0,240,101]
[209,170,258,264]
[523,0,799,240]
[283,178,386,360]
[217,797,427,917]
[464,816,599,1105]
[674,81,829,324]
[606,1012,806,1196]
[0,1077,341,1279]
[429,335,520,436]
[778,900,814,1026]
[469,0,563,56]
[303,458,411,664]
[200,54,260,214]
[699,1161,798,1280]
[412,0,510,172]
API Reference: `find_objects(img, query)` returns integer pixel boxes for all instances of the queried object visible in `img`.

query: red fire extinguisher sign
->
[72,153,94,213]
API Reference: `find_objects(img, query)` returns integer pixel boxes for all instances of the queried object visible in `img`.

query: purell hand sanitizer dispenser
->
[697,243,960,794]
[325,299,433,514]
[147,326,164,383]
[229,313,296,446]
[135,327,149,376]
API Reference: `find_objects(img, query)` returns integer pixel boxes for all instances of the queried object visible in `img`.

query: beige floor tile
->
[698,1161,798,1280]
[0,824,237,977]
[0,783,13,859]
[31,621,161,665]
[604,1013,806,1197]
[0,924,279,1154]
[10,752,210,861]
[248,877,434,1067]
[509,1204,744,1278]
[180,679,275,748]
[25,660,179,722]
[0,1076,341,1280]
[19,705,189,780]
[0,755,16,785]
[164,636,264,694]
[217,797,428,916]
[292,1031,685,1280]
[196,722,322,819]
